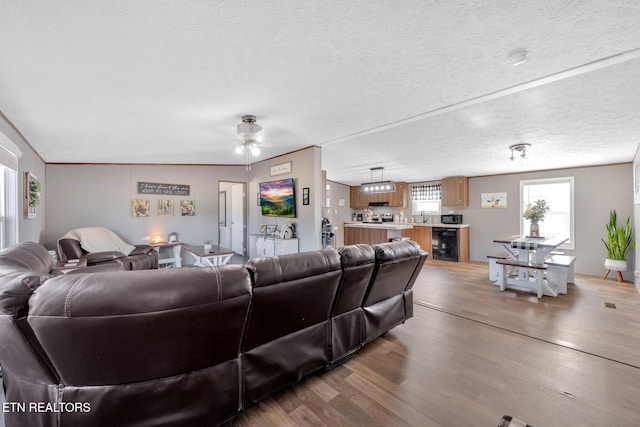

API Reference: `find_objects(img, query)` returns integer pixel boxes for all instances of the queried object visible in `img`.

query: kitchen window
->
[520,177,574,249]
[411,183,441,215]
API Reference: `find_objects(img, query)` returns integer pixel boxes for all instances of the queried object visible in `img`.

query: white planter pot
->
[605,258,627,272]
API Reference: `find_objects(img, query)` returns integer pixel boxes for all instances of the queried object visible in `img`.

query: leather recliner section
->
[330,244,376,363]
[362,240,428,344]
[243,250,342,407]
[26,265,252,426]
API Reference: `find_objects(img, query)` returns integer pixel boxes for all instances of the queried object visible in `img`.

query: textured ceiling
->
[1,1,639,184]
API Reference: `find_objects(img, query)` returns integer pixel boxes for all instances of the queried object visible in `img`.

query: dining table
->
[492,235,570,297]
[493,235,569,264]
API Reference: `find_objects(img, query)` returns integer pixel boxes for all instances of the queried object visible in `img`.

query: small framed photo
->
[158,199,174,216]
[180,200,196,216]
[303,187,310,205]
[266,225,277,235]
[132,199,150,217]
[259,225,267,234]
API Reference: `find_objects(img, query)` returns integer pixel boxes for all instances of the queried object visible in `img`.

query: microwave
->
[441,214,463,224]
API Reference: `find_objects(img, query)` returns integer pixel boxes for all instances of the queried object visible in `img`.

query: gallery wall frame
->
[481,192,507,208]
[270,161,292,176]
[303,187,310,205]
[24,172,41,219]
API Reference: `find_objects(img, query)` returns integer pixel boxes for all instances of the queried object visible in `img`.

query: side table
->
[151,242,183,268]
[52,258,88,274]
[183,245,234,267]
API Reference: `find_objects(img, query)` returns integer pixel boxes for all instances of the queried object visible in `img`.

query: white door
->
[231,183,245,255]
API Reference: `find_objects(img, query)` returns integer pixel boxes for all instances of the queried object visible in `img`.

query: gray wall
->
[248,146,323,253]
[45,164,248,250]
[465,163,633,279]
[0,113,47,244]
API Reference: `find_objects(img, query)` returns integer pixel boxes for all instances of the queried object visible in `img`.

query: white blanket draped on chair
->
[58,227,136,260]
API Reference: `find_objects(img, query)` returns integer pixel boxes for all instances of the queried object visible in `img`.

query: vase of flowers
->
[523,199,550,237]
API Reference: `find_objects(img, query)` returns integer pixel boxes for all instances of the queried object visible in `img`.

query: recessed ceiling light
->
[507,50,529,67]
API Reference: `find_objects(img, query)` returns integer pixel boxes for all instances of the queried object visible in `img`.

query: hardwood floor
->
[235,260,640,427]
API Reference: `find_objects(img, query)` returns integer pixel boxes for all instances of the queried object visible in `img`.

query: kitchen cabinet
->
[389,182,408,208]
[411,225,432,256]
[344,227,387,246]
[441,176,469,207]
[350,186,364,209]
[344,223,413,246]
[250,235,299,257]
[349,182,408,208]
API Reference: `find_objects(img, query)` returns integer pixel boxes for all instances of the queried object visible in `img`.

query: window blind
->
[411,183,441,201]
[0,144,18,171]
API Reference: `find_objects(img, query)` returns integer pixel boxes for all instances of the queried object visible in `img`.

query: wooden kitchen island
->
[344,222,413,246]
[344,222,469,262]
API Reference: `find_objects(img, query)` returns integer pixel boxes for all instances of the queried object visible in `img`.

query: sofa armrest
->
[82,251,126,264]
[130,245,154,255]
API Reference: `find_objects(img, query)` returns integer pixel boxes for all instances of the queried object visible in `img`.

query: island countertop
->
[344,221,470,229]
[344,222,413,230]
[412,223,470,228]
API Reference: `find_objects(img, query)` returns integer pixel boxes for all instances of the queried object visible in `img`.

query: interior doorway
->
[218,181,247,256]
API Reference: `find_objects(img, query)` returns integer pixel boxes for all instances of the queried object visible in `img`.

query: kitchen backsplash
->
[351,207,440,223]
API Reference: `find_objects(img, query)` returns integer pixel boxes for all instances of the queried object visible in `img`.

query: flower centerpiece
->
[523,199,550,237]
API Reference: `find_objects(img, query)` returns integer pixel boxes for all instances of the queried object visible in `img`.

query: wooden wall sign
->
[137,182,190,196]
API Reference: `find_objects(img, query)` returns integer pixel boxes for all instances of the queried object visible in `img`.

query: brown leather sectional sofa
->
[0,240,427,427]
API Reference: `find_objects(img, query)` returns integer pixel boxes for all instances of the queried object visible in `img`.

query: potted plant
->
[601,210,635,277]
[523,199,550,237]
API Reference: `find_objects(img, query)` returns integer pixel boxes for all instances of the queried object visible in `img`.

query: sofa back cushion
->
[0,242,53,315]
[0,241,53,276]
[243,250,341,351]
[334,244,376,316]
[27,265,252,386]
[58,238,85,259]
[364,240,423,307]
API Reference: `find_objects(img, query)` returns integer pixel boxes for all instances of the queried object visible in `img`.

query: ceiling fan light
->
[235,144,245,155]
[250,144,260,156]
[237,115,262,138]
[509,143,531,165]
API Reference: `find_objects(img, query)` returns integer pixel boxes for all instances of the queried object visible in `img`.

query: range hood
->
[360,167,396,194]
[368,202,389,207]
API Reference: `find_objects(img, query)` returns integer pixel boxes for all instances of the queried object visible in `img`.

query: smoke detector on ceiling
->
[507,50,529,67]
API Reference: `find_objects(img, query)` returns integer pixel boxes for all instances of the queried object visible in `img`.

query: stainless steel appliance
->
[432,227,460,261]
[321,217,335,249]
[441,214,463,224]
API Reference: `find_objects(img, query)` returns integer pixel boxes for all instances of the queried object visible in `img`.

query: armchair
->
[58,227,158,270]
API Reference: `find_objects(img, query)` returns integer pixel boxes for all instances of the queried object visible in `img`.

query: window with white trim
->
[0,141,20,249]
[520,177,574,249]
[411,183,441,215]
